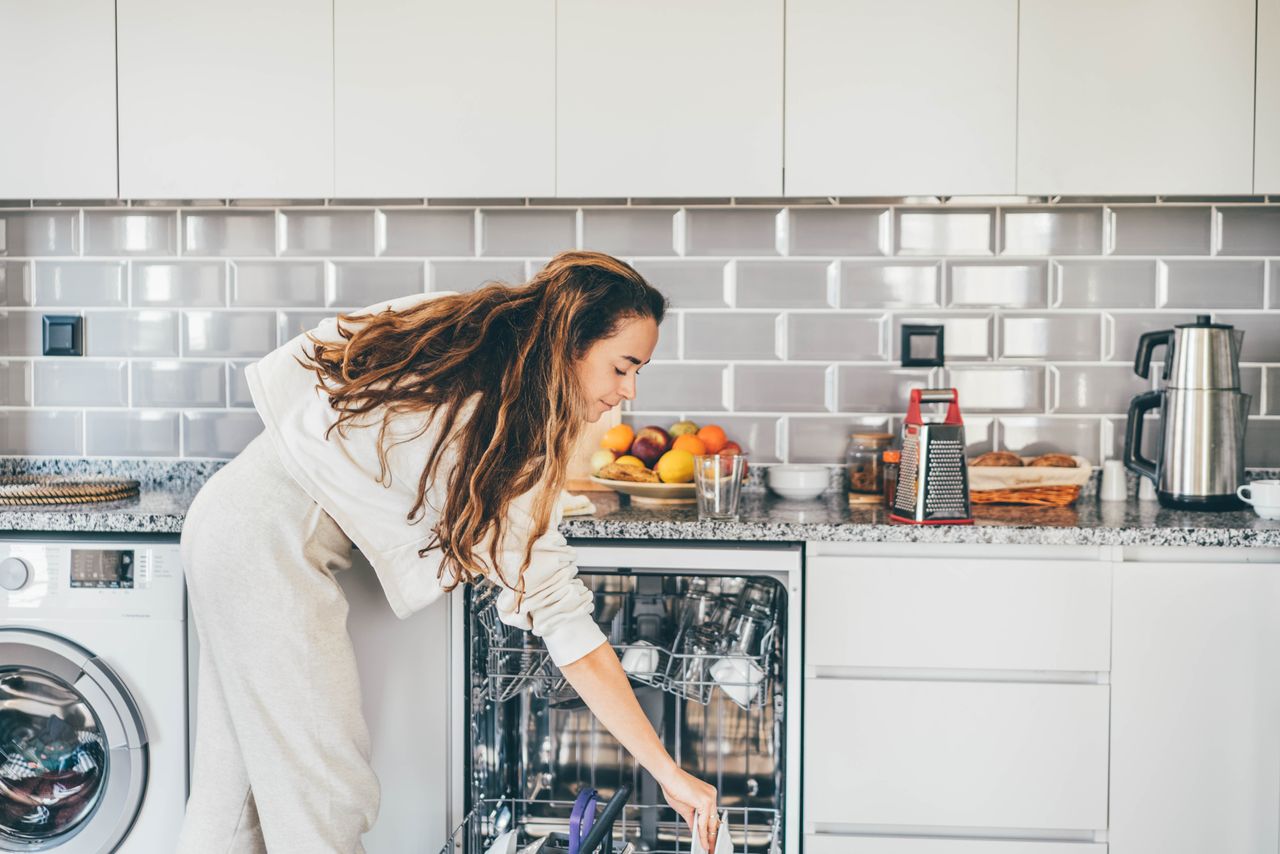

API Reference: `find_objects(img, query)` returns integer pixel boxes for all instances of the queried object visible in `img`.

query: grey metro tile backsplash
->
[1,200,1274,461]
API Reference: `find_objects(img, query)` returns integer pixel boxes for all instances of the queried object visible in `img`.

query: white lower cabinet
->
[1110,561,1280,854]
[806,836,1105,854]
[804,679,1109,831]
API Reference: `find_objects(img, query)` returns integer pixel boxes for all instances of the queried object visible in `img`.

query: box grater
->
[890,387,974,525]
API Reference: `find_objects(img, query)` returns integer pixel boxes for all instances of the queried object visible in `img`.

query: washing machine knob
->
[0,557,30,591]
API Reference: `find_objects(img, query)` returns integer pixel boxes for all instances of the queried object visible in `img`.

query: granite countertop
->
[0,457,1276,548]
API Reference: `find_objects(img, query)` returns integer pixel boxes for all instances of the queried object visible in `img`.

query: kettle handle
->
[1123,390,1162,481]
[1134,330,1173,381]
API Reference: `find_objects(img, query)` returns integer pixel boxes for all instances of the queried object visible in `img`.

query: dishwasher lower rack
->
[440,798,782,854]
[472,575,784,711]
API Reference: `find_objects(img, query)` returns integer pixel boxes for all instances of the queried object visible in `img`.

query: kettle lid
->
[1176,314,1232,330]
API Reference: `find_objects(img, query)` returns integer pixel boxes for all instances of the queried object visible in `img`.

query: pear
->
[669,420,699,438]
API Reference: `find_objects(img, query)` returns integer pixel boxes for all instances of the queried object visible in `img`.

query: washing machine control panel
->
[69,549,135,589]
[0,540,183,619]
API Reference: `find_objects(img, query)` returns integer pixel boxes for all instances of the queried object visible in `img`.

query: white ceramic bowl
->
[765,465,829,501]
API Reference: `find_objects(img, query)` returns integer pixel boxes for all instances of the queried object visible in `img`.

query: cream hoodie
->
[244,291,607,666]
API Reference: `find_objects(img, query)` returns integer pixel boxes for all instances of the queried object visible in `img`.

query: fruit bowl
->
[589,477,696,505]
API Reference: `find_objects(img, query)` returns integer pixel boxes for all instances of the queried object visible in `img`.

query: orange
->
[601,424,635,453]
[696,424,728,454]
[614,455,645,469]
[655,449,696,483]
[671,434,707,456]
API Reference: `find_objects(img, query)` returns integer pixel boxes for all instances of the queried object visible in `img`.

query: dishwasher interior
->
[445,545,800,854]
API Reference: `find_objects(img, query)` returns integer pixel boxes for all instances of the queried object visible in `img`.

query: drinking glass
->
[694,454,746,520]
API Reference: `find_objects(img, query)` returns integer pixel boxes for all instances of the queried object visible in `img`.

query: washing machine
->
[0,533,187,853]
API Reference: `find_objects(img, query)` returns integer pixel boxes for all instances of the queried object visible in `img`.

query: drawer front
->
[804,679,1110,830]
[806,556,1111,671]
[806,835,1106,854]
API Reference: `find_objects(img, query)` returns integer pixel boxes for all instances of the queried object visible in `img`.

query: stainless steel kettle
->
[1123,315,1250,510]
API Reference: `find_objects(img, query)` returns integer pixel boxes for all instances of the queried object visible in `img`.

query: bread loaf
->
[1028,453,1077,468]
[970,451,1024,467]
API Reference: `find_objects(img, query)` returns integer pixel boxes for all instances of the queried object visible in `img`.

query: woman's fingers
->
[697,806,712,852]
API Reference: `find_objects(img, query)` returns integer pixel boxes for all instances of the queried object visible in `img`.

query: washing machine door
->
[0,628,147,853]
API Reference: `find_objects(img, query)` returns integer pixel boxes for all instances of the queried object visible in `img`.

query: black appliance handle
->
[1134,329,1173,381]
[576,785,631,854]
[1123,390,1162,482]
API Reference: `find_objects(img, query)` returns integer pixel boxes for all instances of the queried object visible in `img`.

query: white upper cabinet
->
[334,0,555,198]
[785,0,1016,197]
[556,0,783,198]
[117,0,333,199]
[1258,0,1280,192]
[0,0,117,199]
[1018,0,1256,196]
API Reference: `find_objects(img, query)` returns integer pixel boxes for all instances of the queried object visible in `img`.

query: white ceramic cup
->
[1237,480,1280,520]
[1100,459,1128,502]
[620,641,660,677]
[710,657,765,709]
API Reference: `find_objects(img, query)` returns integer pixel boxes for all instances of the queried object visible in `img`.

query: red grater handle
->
[904,387,965,427]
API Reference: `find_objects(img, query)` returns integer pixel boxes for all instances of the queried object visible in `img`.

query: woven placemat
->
[0,476,141,506]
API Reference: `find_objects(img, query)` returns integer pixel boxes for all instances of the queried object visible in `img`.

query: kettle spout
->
[1232,329,1245,360]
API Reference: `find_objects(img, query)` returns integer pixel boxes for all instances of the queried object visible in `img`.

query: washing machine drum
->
[0,629,148,853]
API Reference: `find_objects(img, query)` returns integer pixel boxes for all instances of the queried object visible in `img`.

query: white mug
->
[1237,480,1280,520]
[1100,459,1128,502]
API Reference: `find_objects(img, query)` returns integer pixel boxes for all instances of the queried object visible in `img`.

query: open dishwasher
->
[442,542,802,854]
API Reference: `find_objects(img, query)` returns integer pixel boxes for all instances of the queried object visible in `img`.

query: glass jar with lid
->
[846,431,894,502]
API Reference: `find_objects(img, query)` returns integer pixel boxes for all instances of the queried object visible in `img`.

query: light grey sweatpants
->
[178,430,379,853]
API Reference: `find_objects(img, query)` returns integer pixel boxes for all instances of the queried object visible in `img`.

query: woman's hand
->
[657,767,719,852]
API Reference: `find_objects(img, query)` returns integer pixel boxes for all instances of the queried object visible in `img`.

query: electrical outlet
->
[42,315,83,356]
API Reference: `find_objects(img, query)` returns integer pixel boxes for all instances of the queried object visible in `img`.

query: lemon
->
[655,449,695,484]
[614,455,646,469]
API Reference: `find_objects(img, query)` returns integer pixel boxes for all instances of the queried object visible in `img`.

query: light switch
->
[42,314,83,356]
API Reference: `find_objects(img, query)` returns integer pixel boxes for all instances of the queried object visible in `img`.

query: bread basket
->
[967,455,1093,506]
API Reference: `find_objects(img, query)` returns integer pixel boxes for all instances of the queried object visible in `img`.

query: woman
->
[177,251,719,853]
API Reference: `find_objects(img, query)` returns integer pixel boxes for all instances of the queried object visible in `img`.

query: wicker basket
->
[967,455,1092,506]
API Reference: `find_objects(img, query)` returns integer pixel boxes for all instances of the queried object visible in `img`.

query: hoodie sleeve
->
[487,484,608,667]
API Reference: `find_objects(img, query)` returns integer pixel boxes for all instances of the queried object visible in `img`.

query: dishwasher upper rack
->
[440,797,782,854]
[471,582,782,710]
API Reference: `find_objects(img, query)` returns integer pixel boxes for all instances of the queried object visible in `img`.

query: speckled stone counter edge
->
[0,457,1277,547]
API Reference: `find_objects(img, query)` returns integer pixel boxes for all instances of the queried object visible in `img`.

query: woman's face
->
[575,315,659,423]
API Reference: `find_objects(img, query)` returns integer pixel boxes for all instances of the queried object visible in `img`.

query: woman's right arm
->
[559,641,720,852]
[486,488,720,850]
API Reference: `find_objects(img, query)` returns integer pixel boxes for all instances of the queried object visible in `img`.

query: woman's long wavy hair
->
[294,250,667,600]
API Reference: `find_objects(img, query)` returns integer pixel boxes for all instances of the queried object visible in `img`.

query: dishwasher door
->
[446,542,802,854]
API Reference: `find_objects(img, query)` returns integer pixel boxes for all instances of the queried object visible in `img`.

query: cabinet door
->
[118,0,333,199]
[0,0,116,199]
[805,679,1109,830]
[785,0,1016,197]
[336,554,450,852]
[334,0,554,198]
[556,0,782,198]
[807,555,1111,673]
[806,836,1105,854]
[1018,0,1255,195]
[1259,0,1280,192]
[1111,562,1280,854]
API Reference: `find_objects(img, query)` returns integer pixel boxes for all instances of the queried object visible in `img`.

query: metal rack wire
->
[440,798,782,854]
[472,581,781,711]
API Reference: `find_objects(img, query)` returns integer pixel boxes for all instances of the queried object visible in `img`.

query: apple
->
[629,425,671,468]
[718,441,747,475]
[589,449,617,474]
